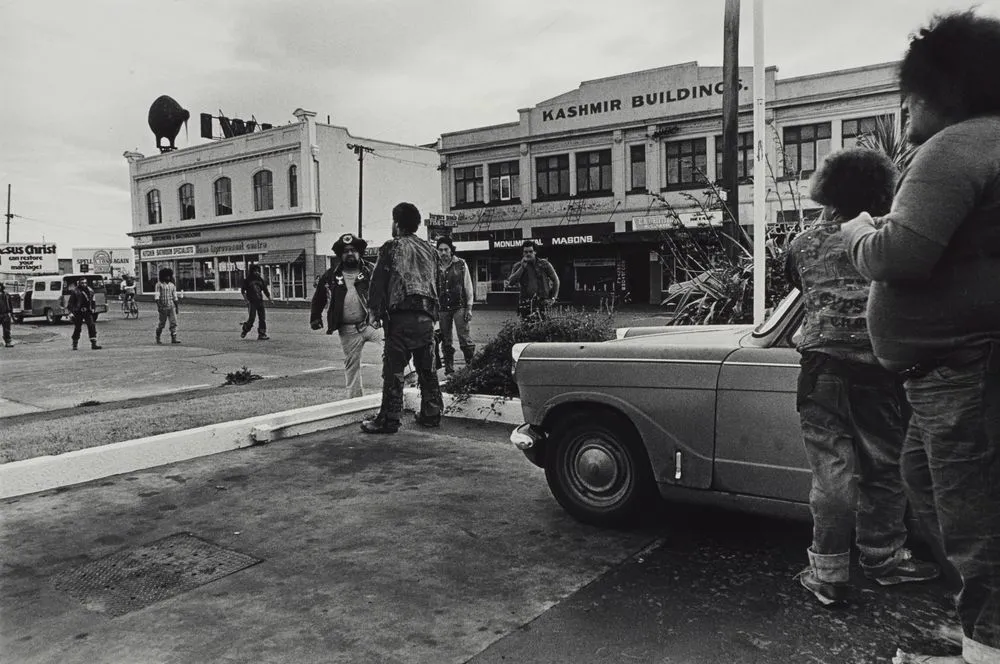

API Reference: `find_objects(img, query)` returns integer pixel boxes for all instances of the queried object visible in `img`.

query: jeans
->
[244,302,266,334]
[1,313,10,343]
[901,342,1000,657]
[797,352,910,576]
[438,309,473,357]
[70,311,98,342]
[156,306,178,336]
[338,323,382,399]
[378,312,442,426]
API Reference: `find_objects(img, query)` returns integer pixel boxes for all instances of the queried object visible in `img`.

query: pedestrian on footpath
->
[240,264,271,341]
[506,240,559,320]
[310,233,381,398]
[154,267,180,344]
[841,11,1000,664]
[435,236,475,374]
[0,282,14,347]
[362,202,443,433]
[68,277,101,351]
[786,147,938,608]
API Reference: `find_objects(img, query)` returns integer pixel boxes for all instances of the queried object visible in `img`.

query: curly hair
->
[392,202,422,233]
[900,10,1000,119]
[435,236,455,251]
[157,267,174,282]
[808,147,899,218]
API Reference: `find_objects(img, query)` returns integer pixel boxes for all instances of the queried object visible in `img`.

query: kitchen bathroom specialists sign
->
[0,243,58,274]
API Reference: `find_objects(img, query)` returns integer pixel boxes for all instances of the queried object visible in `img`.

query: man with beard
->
[310,233,380,398]
[361,202,443,433]
[68,277,102,351]
[435,236,475,374]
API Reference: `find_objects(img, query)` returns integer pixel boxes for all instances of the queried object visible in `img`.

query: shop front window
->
[195,258,216,291]
[142,260,174,293]
[218,254,251,291]
[176,259,195,291]
[488,258,520,293]
[574,258,616,292]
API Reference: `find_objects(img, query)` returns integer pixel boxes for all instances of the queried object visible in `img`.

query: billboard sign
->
[72,247,135,276]
[0,243,59,274]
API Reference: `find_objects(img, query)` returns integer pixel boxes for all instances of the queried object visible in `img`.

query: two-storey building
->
[437,61,902,306]
[124,108,440,301]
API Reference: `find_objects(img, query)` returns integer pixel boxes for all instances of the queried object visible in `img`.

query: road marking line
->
[300,366,338,374]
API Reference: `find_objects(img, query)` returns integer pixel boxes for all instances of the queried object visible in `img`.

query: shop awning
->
[260,250,305,264]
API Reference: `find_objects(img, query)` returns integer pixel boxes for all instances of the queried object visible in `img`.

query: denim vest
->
[369,233,438,318]
[438,257,468,311]
[787,221,873,353]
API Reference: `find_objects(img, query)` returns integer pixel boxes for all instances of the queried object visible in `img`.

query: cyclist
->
[121,276,137,305]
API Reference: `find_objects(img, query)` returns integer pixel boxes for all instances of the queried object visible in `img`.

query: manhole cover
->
[52,532,261,617]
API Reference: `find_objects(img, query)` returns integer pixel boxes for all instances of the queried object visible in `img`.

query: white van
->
[15,273,108,324]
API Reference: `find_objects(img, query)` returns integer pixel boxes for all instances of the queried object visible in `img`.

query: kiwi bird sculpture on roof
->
[148,95,190,152]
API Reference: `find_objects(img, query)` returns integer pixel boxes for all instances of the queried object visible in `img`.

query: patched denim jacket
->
[786,220,874,353]
[369,233,438,320]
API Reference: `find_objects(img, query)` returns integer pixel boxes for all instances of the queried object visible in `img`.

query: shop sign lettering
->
[550,235,594,245]
[0,243,58,274]
[541,81,743,122]
[139,245,196,259]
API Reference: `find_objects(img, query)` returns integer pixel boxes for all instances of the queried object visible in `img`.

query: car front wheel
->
[44,308,61,324]
[544,412,655,528]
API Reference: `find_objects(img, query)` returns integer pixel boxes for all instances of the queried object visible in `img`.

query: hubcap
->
[575,444,620,493]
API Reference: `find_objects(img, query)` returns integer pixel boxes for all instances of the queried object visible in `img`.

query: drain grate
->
[52,532,261,617]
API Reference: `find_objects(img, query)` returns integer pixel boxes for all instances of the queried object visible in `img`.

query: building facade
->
[437,61,902,305]
[125,109,440,301]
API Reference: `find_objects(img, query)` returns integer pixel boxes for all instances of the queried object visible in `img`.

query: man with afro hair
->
[786,147,939,608]
[841,10,1000,663]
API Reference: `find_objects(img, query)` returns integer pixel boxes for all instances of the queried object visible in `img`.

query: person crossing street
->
[68,277,102,351]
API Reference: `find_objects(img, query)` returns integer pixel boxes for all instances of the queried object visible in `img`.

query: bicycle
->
[121,295,139,319]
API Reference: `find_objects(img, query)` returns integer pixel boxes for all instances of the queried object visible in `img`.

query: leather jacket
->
[368,233,439,321]
[67,286,96,314]
[310,259,375,334]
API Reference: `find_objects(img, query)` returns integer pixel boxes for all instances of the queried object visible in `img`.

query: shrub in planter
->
[443,310,616,400]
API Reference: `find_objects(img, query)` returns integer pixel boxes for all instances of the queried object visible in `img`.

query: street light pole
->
[346,143,374,237]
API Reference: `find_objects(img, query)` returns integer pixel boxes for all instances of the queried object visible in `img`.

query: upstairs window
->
[253,170,273,211]
[842,114,894,148]
[715,131,754,183]
[629,145,646,191]
[576,149,612,194]
[178,183,195,220]
[146,189,162,225]
[488,161,519,202]
[535,154,570,199]
[288,165,299,207]
[782,123,831,178]
[454,166,483,205]
[214,177,232,216]
[665,138,707,187]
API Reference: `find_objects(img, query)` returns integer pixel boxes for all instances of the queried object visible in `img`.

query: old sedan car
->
[510,289,811,528]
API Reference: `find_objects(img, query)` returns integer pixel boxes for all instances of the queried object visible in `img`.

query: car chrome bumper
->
[510,423,547,467]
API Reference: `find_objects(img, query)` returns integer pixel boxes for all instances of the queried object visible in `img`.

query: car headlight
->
[511,342,530,376]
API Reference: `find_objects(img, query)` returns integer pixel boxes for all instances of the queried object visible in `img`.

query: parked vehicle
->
[510,288,809,528]
[15,273,108,324]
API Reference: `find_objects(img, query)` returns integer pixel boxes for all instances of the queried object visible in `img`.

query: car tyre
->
[44,308,60,324]
[544,411,656,528]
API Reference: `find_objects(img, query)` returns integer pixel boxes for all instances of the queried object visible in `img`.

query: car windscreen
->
[63,276,106,292]
[752,288,800,338]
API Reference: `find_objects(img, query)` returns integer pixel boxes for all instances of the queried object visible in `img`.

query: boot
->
[72,339,78,351]
[443,347,455,375]
[156,331,162,344]
[90,339,102,350]
[171,335,180,344]
[461,345,476,366]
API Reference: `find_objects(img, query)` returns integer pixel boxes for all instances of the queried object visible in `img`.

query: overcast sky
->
[1,0,997,256]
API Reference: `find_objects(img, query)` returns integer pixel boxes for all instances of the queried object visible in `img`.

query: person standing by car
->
[840,11,1000,663]
[68,277,102,351]
[507,240,559,320]
[786,147,940,608]
[361,202,443,434]
[0,282,14,348]
[154,267,180,345]
[240,264,271,341]
[435,236,475,374]
[310,233,380,398]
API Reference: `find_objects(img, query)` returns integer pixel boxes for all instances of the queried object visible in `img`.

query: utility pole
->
[5,184,11,243]
[721,0,743,259]
[346,143,374,237]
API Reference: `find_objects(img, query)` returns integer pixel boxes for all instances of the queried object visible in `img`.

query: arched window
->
[214,177,232,216]
[253,170,273,211]
[179,183,195,220]
[146,189,162,225]
[288,165,298,207]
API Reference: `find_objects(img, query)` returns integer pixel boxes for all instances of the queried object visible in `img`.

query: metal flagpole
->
[752,0,767,324]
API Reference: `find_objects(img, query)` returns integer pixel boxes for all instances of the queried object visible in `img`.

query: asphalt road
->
[1,420,956,664]
[0,303,671,416]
